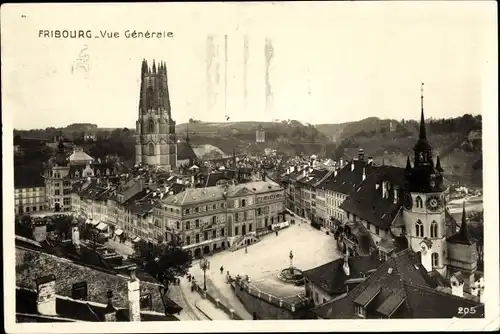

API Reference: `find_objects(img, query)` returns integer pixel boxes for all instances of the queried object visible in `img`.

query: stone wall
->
[233,284,294,320]
[15,247,165,313]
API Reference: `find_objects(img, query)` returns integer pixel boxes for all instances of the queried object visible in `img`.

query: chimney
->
[450,273,465,298]
[340,158,343,167]
[394,187,399,204]
[367,156,373,165]
[358,148,365,161]
[35,275,57,316]
[362,167,366,181]
[32,220,48,243]
[127,266,141,322]
[351,161,354,172]
[343,251,350,276]
[71,218,80,251]
[334,170,338,177]
[104,290,117,322]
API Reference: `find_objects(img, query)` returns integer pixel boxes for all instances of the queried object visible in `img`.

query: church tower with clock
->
[402,83,448,276]
[135,59,177,171]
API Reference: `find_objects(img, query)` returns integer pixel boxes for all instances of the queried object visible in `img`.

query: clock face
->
[426,195,442,212]
[403,193,413,210]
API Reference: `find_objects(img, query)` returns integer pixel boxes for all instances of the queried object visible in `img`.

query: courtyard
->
[188,222,342,318]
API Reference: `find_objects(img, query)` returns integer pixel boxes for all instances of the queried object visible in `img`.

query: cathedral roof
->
[177,142,197,161]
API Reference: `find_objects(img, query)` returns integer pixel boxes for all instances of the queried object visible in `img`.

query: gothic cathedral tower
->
[135,59,177,171]
[402,83,448,276]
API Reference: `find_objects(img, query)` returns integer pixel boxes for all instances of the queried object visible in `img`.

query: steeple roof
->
[446,201,474,245]
[413,82,433,152]
[435,155,444,172]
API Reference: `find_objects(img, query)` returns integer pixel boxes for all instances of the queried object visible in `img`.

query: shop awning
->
[115,229,124,236]
[90,220,99,226]
[133,237,141,243]
[95,222,108,231]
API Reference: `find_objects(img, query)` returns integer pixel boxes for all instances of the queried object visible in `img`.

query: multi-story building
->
[14,167,47,214]
[158,179,285,258]
[44,139,116,212]
[337,90,482,292]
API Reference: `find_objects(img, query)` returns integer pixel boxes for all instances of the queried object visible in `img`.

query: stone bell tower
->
[135,59,177,171]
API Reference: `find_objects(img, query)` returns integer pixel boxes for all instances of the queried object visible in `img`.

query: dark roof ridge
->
[401,280,482,305]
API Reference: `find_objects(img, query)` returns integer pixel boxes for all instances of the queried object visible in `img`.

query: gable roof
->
[321,160,378,195]
[303,254,382,295]
[177,142,197,161]
[340,166,406,230]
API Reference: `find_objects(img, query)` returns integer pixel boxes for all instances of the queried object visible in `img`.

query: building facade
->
[135,59,177,171]
[15,185,46,214]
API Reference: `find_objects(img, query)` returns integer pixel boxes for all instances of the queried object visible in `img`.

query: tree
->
[134,240,192,293]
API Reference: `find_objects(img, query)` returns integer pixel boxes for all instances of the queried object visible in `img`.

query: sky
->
[2,2,496,130]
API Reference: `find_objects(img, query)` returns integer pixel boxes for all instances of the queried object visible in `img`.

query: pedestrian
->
[275,230,278,236]
[220,266,224,274]
[245,246,248,254]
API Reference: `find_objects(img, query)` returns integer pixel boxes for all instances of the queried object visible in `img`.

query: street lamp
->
[199,257,211,291]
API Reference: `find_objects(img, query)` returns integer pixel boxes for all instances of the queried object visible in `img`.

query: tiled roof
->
[161,180,282,206]
[314,249,483,319]
[16,287,179,322]
[322,160,378,194]
[312,249,437,319]
[69,150,94,162]
[340,166,406,230]
[303,254,382,295]
[16,244,167,314]
[296,169,330,187]
[14,165,45,188]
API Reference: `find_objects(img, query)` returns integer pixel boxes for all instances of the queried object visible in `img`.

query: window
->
[241,199,246,207]
[195,234,200,243]
[186,236,191,245]
[432,253,439,267]
[176,221,180,229]
[212,230,216,238]
[195,219,200,228]
[54,189,60,196]
[415,220,424,237]
[204,231,208,240]
[416,196,423,208]
[212,216,216,225]
[430,221,438,238]
[355,305,366,318]
[186,221,190,230]
[375,227,380,235]
[148,119,155,133]
[235,226,239,235]
[249,224,253,232]
[221,228,225,236]
[148,143,155,156]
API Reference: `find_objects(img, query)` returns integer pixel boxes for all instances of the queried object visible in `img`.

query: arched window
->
[96,169,101,176]
[430,221,438,238]
[148,119,155,133]
[148,143,155,156]
[416,196,423,208]
[415,220,424,237]
[431,253,439,267]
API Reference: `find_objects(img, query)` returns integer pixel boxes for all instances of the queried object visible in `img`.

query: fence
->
[191,280,243,320]
[232,274,309,313]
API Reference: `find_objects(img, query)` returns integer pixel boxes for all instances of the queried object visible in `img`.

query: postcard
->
[2,1,498,333]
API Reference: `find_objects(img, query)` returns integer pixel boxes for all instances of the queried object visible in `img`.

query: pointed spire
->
[152,59,156,73]
[141,59,148,77]
[419,82,427,140]
[405,156,412,170]
[436,155,444,172]
[459,200,473,242]
[186,123,190,143]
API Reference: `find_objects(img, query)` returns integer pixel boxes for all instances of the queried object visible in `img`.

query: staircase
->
[229,233,260,252]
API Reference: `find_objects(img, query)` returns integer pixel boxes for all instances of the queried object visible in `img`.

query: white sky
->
[1,2,496,129]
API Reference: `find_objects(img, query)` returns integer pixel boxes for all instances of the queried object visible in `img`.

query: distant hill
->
[318,114,482,187]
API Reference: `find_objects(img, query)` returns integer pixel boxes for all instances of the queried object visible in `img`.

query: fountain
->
[277,250,305,285]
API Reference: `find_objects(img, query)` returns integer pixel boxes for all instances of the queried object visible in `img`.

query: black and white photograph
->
[2,2,498,333]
